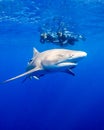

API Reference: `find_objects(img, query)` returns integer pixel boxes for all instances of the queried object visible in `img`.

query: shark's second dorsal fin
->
[33,48,39,57]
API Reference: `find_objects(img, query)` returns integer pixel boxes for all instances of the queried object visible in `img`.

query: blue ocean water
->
[0,0,104,130]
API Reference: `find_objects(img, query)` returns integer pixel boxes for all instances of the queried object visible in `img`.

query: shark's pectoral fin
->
[1,67,41,84]
[65,69,75,76]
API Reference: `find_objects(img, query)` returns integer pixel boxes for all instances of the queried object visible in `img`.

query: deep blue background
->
[0,0,104,130]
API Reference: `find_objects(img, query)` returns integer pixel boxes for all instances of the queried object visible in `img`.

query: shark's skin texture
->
[1,48,87,84]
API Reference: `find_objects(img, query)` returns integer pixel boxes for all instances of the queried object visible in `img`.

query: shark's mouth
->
[56,58,78,65]
[55,61,77,69]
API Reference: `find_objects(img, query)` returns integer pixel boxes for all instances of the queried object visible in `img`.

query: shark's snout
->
[67,51,87,63]
[74,51,87,58]
[76,51,87,62]
[80,51,87,57]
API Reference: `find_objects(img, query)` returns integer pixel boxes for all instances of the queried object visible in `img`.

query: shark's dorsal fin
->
[33,48,39,57]
[1,67,41,84]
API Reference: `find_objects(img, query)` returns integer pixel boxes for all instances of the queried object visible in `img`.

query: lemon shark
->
[1,48,87,84]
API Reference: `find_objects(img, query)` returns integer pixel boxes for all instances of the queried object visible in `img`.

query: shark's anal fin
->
[66,69,75,76]
[33,73,45,80]
[33,76,40,80]
[1,67,41,84]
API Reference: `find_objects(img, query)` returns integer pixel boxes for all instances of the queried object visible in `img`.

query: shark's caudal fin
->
[1,67,41,84]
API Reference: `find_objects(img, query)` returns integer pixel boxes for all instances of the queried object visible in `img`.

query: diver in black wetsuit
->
[40,30,86,46]
[40,32,59,44]
[57,30,86,45]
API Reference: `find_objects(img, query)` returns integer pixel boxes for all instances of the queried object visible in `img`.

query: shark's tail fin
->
[0,67,40,84]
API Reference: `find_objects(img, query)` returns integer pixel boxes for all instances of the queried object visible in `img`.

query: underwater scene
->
[0,0,104,129]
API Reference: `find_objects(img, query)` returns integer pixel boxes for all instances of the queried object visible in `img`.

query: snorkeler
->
[40,30,86,46]
[57,30,86,45]
[40,33,47,43]
[40,32,59,44]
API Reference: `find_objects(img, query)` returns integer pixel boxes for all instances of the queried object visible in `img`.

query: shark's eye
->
[70,54,74,58]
